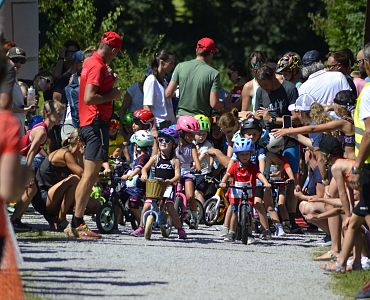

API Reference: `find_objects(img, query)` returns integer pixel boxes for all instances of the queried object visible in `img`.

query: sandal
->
[314,250,338,261]
[320,261,346,273]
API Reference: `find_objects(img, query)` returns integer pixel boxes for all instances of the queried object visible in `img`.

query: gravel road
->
[17,211,340,300]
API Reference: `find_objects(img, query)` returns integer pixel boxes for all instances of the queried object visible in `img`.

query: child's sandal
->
[320,262,346,273]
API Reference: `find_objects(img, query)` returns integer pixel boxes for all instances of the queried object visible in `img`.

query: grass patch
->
[25,292,46,300]
[16,230,65,239]
[312,246,331,258]
[331,270,370,299]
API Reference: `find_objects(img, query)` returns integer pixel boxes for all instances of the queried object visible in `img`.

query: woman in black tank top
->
[35,129,97,231]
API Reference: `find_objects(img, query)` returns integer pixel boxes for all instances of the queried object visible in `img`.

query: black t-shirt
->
[255,80,298,148]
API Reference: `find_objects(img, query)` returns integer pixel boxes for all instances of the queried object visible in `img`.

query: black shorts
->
[80,118,109,161]
[353,164,370,217]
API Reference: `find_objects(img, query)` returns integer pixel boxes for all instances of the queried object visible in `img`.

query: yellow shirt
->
[109,133,125,157]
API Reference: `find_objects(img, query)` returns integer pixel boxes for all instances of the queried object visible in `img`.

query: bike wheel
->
[96,203,117,234]
[240,204,249,245]
[195,199,204,224]
[144,215,154,240]
[160,214,172,238]
[174,196,184,225]
[204,198,220,226]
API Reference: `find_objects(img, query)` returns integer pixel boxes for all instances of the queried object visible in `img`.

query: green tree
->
[39,0,123,69]
[309,0,366,53]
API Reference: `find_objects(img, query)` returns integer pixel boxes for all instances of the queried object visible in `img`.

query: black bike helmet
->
[241,118,262,132]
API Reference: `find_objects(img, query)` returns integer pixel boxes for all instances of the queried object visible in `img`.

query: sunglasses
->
[11,58,25,64]
[40,76,53,84]
[158,137,172,144]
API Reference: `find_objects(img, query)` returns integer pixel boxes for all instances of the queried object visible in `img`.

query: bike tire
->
[174,196,184,225]
[204,198,220,226]
[195,199,204,224]
[144,215,154,240]
[160,214,172,238]
[96,203,117,234]
[240,204,249,245]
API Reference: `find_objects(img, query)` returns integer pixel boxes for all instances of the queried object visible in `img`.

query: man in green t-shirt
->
[165,37,223,118]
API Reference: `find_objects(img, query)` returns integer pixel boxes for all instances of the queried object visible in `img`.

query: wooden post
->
[364,0,370,44]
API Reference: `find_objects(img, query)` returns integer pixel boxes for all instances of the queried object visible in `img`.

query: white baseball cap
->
[288,94,316,112]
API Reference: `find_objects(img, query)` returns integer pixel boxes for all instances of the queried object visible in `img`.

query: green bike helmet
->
[130,130,154,148]
[194,114,211,132]
[122,112,134,126]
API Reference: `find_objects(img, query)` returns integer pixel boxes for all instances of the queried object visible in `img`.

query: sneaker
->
[130,227,144,237]
[282,221,291,233]
[247,235,256,245]
[189,214,198,230]
[290,224,305,234]
[275,224,286,237]
[219,226,229,237]
[56,220,69,232]
[65,223,102,239]
[316,234,332,247]
[224,232,236,242]
[260,229,272,240]
[64,223,77,238]
[177,228,187,239]
[11,219,32,232]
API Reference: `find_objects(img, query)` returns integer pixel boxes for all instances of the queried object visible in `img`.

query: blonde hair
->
[309,103,332,125]
[43,100,65,118]
[62,128,80,148]
[218,108,239,129]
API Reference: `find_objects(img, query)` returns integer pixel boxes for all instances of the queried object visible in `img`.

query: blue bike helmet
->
[169,124,177,131]
[258,129,270,147]
[158,128,180,144]
[233,138,255,154]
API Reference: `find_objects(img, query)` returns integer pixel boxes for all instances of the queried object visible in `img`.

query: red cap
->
[196,37,218,53]
[101,31,123,49]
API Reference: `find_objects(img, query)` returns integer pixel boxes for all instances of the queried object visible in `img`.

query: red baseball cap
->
[196,37,218,53]
[101,31,123,50]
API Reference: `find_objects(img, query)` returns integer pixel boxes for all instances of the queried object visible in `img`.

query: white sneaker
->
[275,224,286,237]
[247,236,256,245]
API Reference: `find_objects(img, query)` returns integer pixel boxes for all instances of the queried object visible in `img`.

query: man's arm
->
[210,91,223,110]
[165,80,177,99]
[84,83,121,105]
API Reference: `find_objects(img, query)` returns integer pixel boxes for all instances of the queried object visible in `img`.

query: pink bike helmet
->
[176,115,200,132]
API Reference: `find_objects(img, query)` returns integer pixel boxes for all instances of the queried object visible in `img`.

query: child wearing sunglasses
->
[131,128,186,239]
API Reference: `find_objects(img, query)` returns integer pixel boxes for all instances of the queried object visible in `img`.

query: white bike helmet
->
[266,133,285,153]
[130,130,154,148]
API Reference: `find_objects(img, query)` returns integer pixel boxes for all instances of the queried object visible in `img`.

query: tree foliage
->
[38,0,123,69]
[309,0,366,53]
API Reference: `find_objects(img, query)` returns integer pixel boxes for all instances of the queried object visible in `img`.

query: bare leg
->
[337,214,364,267]
[230,211,238,233]
[166,203,181,229]
[223,205,232,228]
[139,203,151,227]
[185,180,196,212]
[263,189,280,223]
[254,198,269,230]
[195,190,205,205]
[46,175,79,221]
[11,182,37,221]
[278,193,289,222]
[74,160,102,218]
